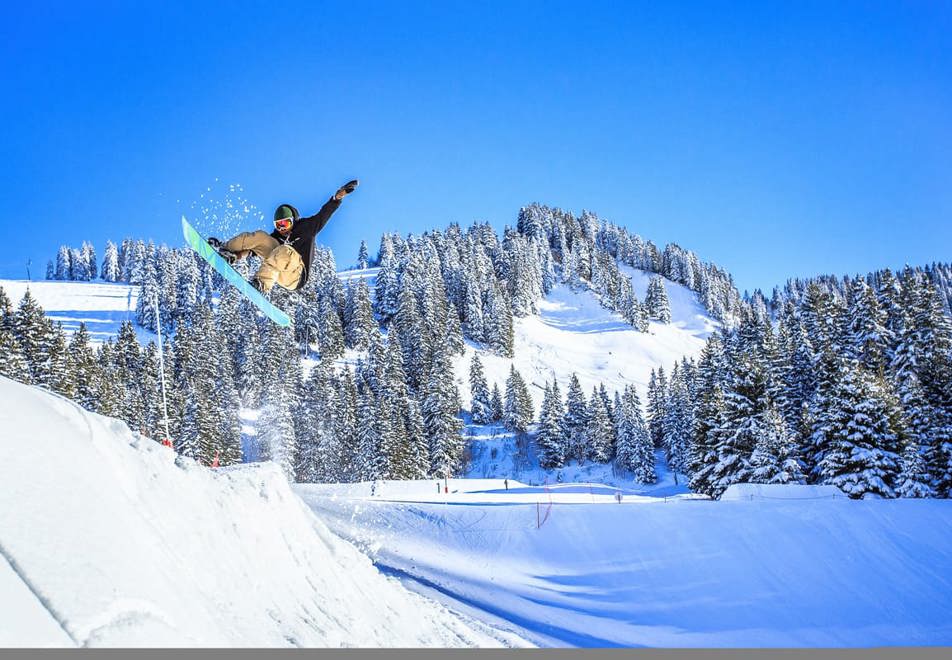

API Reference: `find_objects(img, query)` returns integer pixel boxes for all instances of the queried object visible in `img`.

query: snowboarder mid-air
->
[207,179,359,294]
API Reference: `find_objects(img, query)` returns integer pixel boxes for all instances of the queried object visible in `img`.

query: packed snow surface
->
[299,478,952,647]
[720,483,844,500]
[0,377,517,648]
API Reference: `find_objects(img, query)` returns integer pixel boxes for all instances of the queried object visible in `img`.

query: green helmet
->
[274,204,296,223]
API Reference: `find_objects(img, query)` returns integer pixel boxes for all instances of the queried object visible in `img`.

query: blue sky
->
[1,1,950,293]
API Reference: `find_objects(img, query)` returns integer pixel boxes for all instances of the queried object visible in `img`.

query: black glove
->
[334,179,360,200]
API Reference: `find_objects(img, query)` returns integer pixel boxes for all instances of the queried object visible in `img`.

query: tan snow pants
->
[223,230,303,292]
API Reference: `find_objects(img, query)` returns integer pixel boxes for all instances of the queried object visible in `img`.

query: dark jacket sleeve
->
[295,196,342,243]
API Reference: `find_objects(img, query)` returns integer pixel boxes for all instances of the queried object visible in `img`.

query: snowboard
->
[181,216,292,327]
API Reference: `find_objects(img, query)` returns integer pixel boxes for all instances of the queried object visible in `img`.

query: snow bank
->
[0,376,508,648]
[720,483,844,500]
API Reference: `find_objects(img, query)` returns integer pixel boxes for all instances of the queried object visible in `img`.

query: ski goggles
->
[274,218,293,231]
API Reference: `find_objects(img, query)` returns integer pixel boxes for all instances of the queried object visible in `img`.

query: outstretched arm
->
[295,180,359,243]
[296,196,342,242]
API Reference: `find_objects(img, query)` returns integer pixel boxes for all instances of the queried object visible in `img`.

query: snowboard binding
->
[206,237,239,266]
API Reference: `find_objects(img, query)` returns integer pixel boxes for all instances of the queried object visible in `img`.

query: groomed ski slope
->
[0,376,521,648]
[298,478,952,648]
[458,273,715,411]
[0,280,141,344]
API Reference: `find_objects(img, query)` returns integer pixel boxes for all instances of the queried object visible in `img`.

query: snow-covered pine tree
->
[87,342,119,418]
[587,386,614,463]
[644,275,672,323]
[81,241,97,281]
[625,294,650,332]
[463,280,485,343]
[317,295,345,361]
[775,306,817,444]
[537,381,567,468]
[134,258,160,332]
[394,282,428,390]
[0,322,30,384]
[615,385,656,483]
[706,344,767,496]
[562,373,590,462]
[113,320,145,430]
[155,247,178,332]
[101,241,120,282]
[169,304,235,465]
[328,369,358,480]
[137,342,165,441]
[41,321,73,398]
[54,246,71,281]
[117,239,131,282]
[503,365,534,433]
[504,231,544,317]
[814,355,901,498]
[214,366,244,468]
[372,236,400,322]
[444,301,465,355]
[12,290,50,384]
[344,279,375,350]
[177,390,211,462]
[874,272,908,374]
[0,289,26,381]
[897,437,935,498]
[423,345,464,478]
[469,353,493,424]
[356,390,386,481]
[376,332,416,478]
[646,367,667,448]
[0,288,12,331]
[357,240,370,270]
[68,248,86,281]
[293,370,322,482]
[662,365,693,478]
[800,282,841,353]
[749,406,805,484]
[490,382,504,422]
[908,275,952,494]
[174,250,201,328]
[483,282,514,358]
[845,276,890,375]
[129,240,151,286]
[403,397,431,479]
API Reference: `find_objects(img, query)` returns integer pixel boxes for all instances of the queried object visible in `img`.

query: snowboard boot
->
[334,179,359,200]
[250,277,270,298]
[207,237,239,265]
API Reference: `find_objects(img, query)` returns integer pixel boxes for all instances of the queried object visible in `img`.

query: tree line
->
[650,268,952,499]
